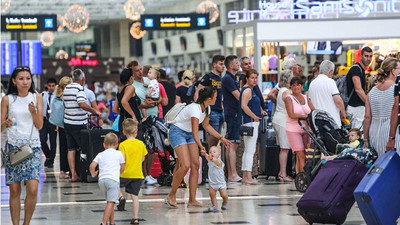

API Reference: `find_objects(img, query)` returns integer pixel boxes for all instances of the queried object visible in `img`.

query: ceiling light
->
[64,4,90,33]
[196,0,219,24]
[124,0,145,21]
[1,0,11,13]
[130,22,146,39]
[55,50,69,59]
[40,31,54,47]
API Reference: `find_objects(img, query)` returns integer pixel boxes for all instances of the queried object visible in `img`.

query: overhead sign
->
[141,14,209,30]
[1,41,19,75]
[69,57,99,67]
[227,0,400,23]
[1,15,57,32]
[21,41,42,75]
[75,44,97,58]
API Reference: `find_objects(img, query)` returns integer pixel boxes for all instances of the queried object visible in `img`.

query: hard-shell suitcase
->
[150,153,162,178]
[297,160,368,225]
[79,128,117,182]
[354,151,400,225]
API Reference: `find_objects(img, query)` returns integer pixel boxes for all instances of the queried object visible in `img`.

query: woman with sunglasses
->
[1,66,44,225]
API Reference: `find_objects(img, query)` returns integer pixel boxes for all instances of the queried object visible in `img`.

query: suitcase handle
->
[368,165,383,175]
[88,114,102,130]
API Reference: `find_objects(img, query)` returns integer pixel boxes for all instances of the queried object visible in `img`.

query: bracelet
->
[363,139,368,142]
[218,136,223,140]
[389,136,395,141]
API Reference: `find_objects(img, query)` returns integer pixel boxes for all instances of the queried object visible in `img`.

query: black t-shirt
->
[346,63,366,107]
[160,81,176,117]
[176,85,193,105]
[199,72,222,112]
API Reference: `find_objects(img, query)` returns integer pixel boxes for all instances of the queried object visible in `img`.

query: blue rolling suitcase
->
[354,151,400,225]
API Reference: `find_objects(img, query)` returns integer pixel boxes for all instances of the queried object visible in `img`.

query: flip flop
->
[164,197,178,209]
[187,202,207,208]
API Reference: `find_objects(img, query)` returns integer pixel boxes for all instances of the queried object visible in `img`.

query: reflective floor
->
[1,154,367,225]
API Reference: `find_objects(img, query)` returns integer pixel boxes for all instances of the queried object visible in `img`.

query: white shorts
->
[272,122,290,149]
[99,178,119,202]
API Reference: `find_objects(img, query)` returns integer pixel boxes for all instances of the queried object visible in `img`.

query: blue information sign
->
[21,40,42,75]
[1,41,19,75]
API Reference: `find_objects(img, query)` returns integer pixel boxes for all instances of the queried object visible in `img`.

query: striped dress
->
[368,85,395,156]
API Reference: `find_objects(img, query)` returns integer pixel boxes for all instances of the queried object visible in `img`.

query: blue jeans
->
[208,111,224,133]
[168,124,196,149]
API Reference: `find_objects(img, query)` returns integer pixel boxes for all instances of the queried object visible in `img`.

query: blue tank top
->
[240,86,261,124]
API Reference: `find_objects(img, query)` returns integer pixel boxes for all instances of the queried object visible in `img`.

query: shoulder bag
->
[239,87,254,136]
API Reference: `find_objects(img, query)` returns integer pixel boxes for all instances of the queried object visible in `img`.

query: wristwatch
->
[389,136,395,141]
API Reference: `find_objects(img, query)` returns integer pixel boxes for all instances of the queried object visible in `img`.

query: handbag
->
[8,93,35,166]
[48,97,65,128]
[9,144,34,166]
[239,87,254,137]
[239,125,254,136]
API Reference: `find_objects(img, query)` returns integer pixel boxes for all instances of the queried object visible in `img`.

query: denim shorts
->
[169,124,195,149]
[208,111,224,133]
[225,115,241,143]
[64,123,87,151]
[99,178,119,202]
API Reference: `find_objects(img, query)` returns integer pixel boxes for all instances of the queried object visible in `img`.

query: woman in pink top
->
[284,76,315,174]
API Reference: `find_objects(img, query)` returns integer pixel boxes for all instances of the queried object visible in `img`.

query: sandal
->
[117,196,126,211]
[130,218,139,224]
[164,197,178,209]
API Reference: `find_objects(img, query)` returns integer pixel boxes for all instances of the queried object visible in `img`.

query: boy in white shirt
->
[90,132,125,225]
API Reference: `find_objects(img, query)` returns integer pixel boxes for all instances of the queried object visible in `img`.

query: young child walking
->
[117,118,148,225]
[89,132,125,225]
[201,146,228,212]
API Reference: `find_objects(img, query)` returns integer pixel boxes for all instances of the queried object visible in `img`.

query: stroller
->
[151,120,176,186]
[295,110,348,192]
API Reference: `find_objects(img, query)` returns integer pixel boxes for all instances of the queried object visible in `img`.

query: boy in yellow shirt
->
[117,118,148,225]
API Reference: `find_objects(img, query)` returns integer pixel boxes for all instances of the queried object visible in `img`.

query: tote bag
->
[49,97,65,128]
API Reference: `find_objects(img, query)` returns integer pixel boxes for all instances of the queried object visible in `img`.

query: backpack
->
[164,103,187,124]
[336,64,362,107]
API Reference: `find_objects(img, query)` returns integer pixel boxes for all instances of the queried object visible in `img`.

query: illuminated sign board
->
[69,57,99,67]
[227,0,400,23]
[21,41,42,75]
[1,15,57,32]
[141,14,209,30]
[1,41,19,75]
[75,44,97,58]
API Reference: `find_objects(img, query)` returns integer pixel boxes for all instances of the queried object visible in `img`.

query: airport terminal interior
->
[1,0,400,224]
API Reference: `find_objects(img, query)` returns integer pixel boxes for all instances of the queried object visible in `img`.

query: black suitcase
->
[260,124,293,180]
[78,121,117,182]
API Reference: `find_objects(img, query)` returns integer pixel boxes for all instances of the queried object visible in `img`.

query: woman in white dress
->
[364,57,399,155]
[272,70,294,182]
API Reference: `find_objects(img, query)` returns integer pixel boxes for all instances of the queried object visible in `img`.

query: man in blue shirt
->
[221,55,242,182]
[195,55,225,148]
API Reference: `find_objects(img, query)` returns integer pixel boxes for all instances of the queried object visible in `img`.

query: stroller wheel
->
[295,172,311,193]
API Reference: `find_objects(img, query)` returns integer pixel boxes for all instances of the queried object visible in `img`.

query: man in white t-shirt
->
[308,60,346,127]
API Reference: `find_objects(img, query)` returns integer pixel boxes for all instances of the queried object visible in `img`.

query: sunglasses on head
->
[14,66,31,72]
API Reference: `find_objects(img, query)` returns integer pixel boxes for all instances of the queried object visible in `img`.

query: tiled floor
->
[1,156,367,225]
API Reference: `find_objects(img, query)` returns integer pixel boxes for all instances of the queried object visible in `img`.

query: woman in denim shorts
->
[165,86,231,208]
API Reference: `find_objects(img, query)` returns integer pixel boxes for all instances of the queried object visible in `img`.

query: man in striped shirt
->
[64,69,100,182]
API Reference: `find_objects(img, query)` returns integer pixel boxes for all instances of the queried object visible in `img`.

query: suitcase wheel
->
[295,172,311,193]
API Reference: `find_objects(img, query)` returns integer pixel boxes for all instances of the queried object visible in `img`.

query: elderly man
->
[268,58,301,104]
[308,60,346,127]
[63,69,100,181]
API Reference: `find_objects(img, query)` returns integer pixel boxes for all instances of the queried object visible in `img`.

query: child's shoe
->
[208,205,219,212]
[221,203,227,210]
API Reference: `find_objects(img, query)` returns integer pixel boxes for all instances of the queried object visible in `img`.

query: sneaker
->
[221,203,227,210]
[208,206,219,212]
[145,176,157,185]
[149,175,157,182]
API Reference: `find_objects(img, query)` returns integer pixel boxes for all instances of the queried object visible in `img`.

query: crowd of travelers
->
[1,47,400,224]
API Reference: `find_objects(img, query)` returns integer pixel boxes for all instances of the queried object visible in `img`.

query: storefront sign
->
[69,57,98,67]
[141,14,209,30]
[1,15,57,32]
[227,0,400,23]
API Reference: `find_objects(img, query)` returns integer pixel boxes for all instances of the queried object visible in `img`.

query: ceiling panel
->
[2,0,191,22]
